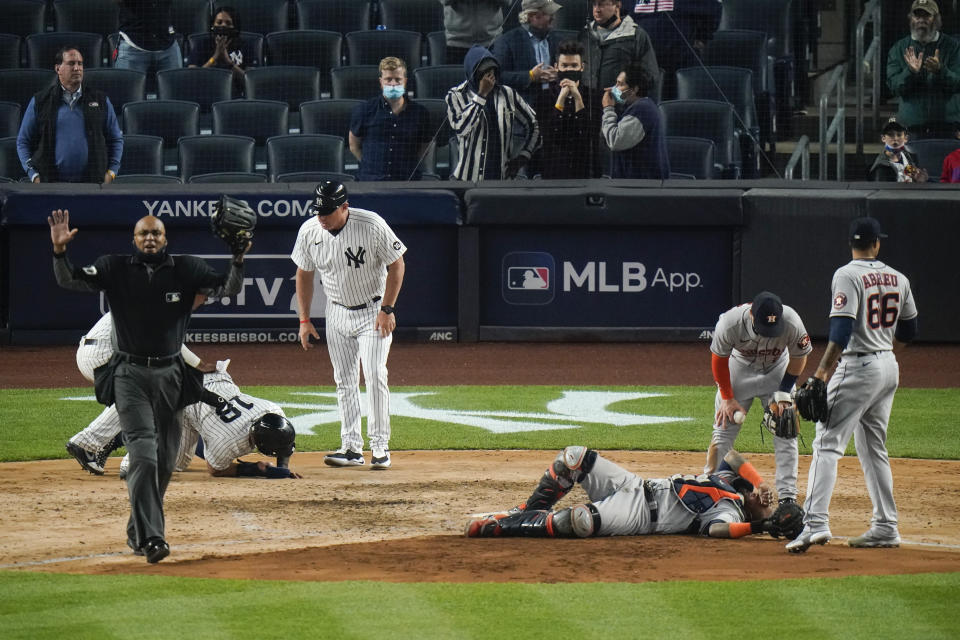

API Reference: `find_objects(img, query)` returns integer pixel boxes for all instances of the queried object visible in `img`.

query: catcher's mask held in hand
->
[210,194,256,252]
[310,180,347,216]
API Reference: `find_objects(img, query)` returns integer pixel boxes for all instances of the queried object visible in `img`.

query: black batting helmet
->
[309,180,348,216]
[250,413,295,457]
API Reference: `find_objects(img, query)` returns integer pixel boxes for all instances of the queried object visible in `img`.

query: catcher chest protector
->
[251,413,295,457]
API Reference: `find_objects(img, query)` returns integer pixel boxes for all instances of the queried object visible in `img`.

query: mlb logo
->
[165,292,182,303]
[502,252,554,305]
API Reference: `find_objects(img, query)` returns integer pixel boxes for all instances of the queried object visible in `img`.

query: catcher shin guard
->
[523,446,598,511]
[465,510,557,538]
[552,504,601,538]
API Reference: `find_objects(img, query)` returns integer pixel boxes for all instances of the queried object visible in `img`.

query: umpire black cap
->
[310,181,348,216]
[751,291,785,338]
[251,413,295,457]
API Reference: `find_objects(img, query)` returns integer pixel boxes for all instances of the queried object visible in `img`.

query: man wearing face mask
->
[887,0,960,138]
[349,57,432,181]
[580,0,659,99]
[535,40,602,178]
[47,210,248,563]
[492,0,563,106]
[446,45,540,181]
[600,61,668,178]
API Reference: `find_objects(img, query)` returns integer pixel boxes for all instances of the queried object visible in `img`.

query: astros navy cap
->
[751,291,785,338]
[849,217,888,243]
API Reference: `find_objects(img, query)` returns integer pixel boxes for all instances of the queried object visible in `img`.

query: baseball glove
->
[761,404,799,439]
[210,194,256,254]
[794,376,828,422]
[763,500,805,540]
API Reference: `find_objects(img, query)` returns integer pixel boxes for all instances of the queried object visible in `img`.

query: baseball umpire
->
[787,217,918,553]
[48,209,248,563]
[291,181,406,470]
[466,447,804,540]
[704,291,812,505]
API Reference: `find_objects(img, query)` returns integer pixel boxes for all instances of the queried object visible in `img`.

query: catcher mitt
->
[761,403,799,439]
[210,194,256,254]
[795,376,828,423]
[763,500,805,540]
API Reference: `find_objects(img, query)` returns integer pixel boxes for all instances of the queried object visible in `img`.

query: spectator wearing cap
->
[579,0,659,97]
[349,57,432,181]
[868,120,928,182]
[492,0,564,106]
[441,0,512,66]
[886,0,960,138]
[445,45,540,181]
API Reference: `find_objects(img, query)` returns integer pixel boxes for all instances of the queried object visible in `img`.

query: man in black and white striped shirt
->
[446,45,541,181]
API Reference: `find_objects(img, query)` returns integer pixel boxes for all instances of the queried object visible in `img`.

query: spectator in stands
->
[580,0,659,97]
[492,0,563,106]
[886,0,960,138]
[868,119,928,182]
[16,47,123,184]
[600,60,669,178]
[445,45,540,181]
[939,125,960,182]
[114,0,183,73]
[349,57,433,181]
[535,40,602,178]
[187,6,255,94]
[441,0,512,66]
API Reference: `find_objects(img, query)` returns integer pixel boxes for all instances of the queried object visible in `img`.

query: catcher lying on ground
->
[465,448,804,540]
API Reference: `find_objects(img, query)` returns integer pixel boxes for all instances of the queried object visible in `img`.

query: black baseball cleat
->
[143,538,170,564]
[127,539,144,557]
[66,442,105,475]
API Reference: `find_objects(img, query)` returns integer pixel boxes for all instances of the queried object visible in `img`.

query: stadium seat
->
[122,100,200,148]
[186,32,265,71]
[906,138,960,182]
[83,68,146,115]
[118,134,163,176]
[4,0,47,39]
[297,0,371,34]
[157,67,233,113]
[300,98,361,165]
[413,65,463,99]
[0,34,22,70]
[551,29,580,45]
[222,0,289,36]
[244,66,320,112]
[26,32,104,69]
[659,99,740,178]
[554,0,591,31]
[266,134,344,181]
[53,0,119,37]
[111,174,182,184]
[379,0,443,35]
[0,69,57,111]
[212,99,289,145]
[0,175,14,183]
[331,65,380,100]
[0,137,26,181]
[188,171,268,183]
[0,102,21,138]
[417,97,451,177]
[275,170,355,183]
[426,31,446,66]
[264,30,341,94]
[665,136,719,180]
[170,0,211,41]
[345,30,422,67]
[675,66,760,177]
[178,134,255,182]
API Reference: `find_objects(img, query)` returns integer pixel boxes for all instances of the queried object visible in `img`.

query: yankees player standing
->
[705,291,812,504]
[292,181,406,470]
[787,217,918,553]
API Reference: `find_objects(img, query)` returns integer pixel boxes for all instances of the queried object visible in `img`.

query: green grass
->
[2,385,958,462]
[1,571,957,639]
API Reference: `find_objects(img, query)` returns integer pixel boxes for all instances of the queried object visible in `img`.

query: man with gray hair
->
[886,0,960,138]
[492,0,563,105]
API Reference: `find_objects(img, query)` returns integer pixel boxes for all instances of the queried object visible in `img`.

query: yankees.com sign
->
[484,227,732,328]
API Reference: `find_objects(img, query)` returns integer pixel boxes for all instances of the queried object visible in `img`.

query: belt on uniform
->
[643,480,658,523]
[841,351,881,362]
[116,351,180,368]
[333,295,381,311]
[82,338,99,346]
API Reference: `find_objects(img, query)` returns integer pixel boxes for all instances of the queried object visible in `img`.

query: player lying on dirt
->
[465,447,803,540]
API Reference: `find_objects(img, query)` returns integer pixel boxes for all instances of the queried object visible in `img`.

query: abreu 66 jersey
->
[829,259,917,354]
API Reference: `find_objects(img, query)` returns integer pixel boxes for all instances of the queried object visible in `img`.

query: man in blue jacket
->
[492,0,564,106]
[600,60,669,178]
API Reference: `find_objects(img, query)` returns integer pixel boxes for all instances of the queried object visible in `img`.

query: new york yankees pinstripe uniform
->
[292,182,406,469]
[705,293,812,502]
[788,218,918,553]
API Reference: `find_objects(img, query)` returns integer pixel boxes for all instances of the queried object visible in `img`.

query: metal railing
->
[856,0,882,156]
[785,135,810,180]
[819,64,847,181]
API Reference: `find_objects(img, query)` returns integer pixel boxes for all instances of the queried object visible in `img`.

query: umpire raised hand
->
[49,208,248,563]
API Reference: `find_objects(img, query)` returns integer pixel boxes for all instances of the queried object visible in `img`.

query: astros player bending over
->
[787,217,917,553]
[705,291,812,504]
[292,181,406,470]
[466,448,803,540]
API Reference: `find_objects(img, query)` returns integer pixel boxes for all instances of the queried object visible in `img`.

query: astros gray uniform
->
[801,259,917,537]
[705,303,812,499]
[290,208,407,455]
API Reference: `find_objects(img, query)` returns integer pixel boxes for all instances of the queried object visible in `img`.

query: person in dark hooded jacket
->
[444,45,541,181]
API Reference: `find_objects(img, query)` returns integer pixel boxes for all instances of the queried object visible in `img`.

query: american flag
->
[634,0,674,13]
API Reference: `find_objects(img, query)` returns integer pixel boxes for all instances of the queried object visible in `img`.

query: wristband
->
[736,461,764,489]
[264,465,292,479]
[727,522,755,538]
[380,305,394,315]
[779,372,798,393]
[299,319,310,324]
[236,460,264,477]
[208,57,216,65]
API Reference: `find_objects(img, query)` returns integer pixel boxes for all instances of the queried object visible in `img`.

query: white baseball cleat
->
[785,527,832,553]
[370,449,391,470]
[119,453,130,480]
[848,529,901,548]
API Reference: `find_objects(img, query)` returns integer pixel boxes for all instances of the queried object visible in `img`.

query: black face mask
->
[211,25,238,39]
[557,70,582,83]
